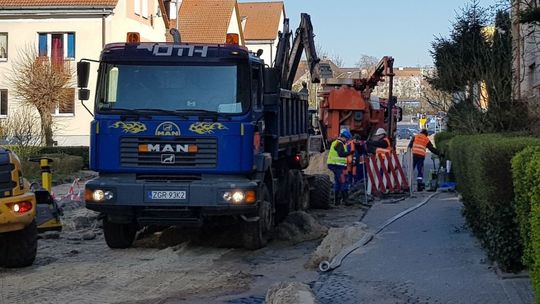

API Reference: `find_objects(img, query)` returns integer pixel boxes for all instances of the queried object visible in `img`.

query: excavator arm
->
[274,13,321,90]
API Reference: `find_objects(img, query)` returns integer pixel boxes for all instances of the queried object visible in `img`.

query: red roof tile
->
[178,0,238,44]
[238,1,284,40]
[0,0,118,7]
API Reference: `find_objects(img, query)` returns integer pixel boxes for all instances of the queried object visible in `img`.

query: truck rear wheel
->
[242,185,273,250]
[0,220,38,268]
[309,174,332,209]
[103,218,137,249]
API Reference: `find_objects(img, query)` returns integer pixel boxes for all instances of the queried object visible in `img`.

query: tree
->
[428,1,522,133]
[355,54,379,77]
[330,54,344,68]
[6,46,73,146]
[429,0,490,101]
[0,105,42,159]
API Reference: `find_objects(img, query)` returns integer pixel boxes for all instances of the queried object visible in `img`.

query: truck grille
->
[120,137,217,168]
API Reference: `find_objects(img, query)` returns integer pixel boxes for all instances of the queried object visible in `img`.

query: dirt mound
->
[62,208,100,231]
[276,211,328,244]
[305,151,333,181]
[306,222,368,268]
[266,282,318,304]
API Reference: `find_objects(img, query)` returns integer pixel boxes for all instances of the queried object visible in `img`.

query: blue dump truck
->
[77,14,332,249]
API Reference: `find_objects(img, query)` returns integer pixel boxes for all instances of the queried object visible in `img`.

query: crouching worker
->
[408,129,440,191]
[327,128,354,205]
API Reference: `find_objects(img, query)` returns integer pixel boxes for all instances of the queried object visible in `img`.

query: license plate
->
[148,191,187,200]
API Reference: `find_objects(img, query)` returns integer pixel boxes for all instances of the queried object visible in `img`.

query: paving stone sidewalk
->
[313,192,535,304]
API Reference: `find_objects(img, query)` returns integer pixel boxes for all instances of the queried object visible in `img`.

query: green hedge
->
[434,131,456,163]
[6,146,89,169]
[512,148,540,301]
[449,134,540,272]
[39,146,89,169]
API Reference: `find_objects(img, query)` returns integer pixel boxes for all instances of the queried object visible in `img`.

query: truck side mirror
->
[78,89,90,101]
[77,61,90,88]
[397,107,403,122]
[264,68,280,94]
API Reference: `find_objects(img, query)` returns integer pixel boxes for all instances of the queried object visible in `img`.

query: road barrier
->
[53,177,82,202]
[365,152,410,196]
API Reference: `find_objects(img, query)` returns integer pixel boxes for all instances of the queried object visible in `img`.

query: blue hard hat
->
[340,128,352,139]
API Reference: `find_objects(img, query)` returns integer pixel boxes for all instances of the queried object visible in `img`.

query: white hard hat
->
[375,128,387,136]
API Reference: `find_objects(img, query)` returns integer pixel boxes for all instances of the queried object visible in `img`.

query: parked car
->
[396,128,413,140]
[408,127,419,136]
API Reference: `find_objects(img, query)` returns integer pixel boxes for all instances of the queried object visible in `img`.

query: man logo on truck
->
[138,144,198,153]
[161,154,175,164]
[155,122,180,136]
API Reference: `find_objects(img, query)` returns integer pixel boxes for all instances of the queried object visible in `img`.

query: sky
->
[246,0,504,68]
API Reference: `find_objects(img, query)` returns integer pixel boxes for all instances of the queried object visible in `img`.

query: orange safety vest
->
[346,140,356,175]
[412,134,430,157]
[376,138,392,158]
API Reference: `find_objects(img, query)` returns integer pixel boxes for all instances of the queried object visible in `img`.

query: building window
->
[0,33,7,61]
[37,32,76,61]
[0,90,7,117]
[134,0,141,15]
[52,88,75,116]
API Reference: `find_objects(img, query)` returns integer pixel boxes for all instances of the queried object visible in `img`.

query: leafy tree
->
[429,1,522,133]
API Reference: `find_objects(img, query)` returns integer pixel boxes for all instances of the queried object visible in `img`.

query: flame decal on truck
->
[110,121,147,134]
[189,122,228,135]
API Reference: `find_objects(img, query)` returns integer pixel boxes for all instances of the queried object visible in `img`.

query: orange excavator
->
[317,56,401,146]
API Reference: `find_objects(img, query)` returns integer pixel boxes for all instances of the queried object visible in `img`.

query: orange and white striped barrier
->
[54,177,82,202]
[365,152,409,196]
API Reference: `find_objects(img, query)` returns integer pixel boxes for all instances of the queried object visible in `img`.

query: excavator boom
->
[274,13,321,90]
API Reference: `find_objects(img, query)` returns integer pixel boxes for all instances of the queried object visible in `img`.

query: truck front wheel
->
[242,185,273,250]
[309,174,332,209]
[103,218,137,249]
[0,220,38,268]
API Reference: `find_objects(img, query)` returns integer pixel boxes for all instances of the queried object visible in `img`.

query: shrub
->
[512,147,540,267]
[39,146,89,169]
[434,131,455,159]
[512,148,540,300]
[449,134,540,272]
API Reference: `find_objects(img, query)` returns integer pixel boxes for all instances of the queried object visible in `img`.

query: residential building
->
[512,0,540,104]
[238,1,285,66]
[0,0,168,146]
[174,0,245,45]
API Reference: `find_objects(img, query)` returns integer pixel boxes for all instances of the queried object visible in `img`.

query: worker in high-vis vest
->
[366,128,392,156]
[327,128,354,205]
[408,129,440,191]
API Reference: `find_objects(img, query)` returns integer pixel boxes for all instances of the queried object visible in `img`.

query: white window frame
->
[37,32,76,61]
[0,33,7,62]
[142,0,149,18]
[0,89,7,118]
[134,0,141,16]
[52,88,75,117]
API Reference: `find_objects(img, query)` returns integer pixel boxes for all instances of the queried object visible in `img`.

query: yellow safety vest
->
[327,139,348,166]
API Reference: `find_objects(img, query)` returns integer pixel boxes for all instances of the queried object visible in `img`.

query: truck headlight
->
[223,190,256,204]
[86,189,114,202]
[232,191,245,203]
[92,190,105,202]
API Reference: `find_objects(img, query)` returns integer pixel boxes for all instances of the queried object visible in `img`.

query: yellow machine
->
[0,150,62,268]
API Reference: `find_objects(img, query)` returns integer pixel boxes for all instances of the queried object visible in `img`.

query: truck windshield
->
[97,63,249,114]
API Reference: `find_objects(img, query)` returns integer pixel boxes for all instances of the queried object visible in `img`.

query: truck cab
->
[79,18,328,250]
